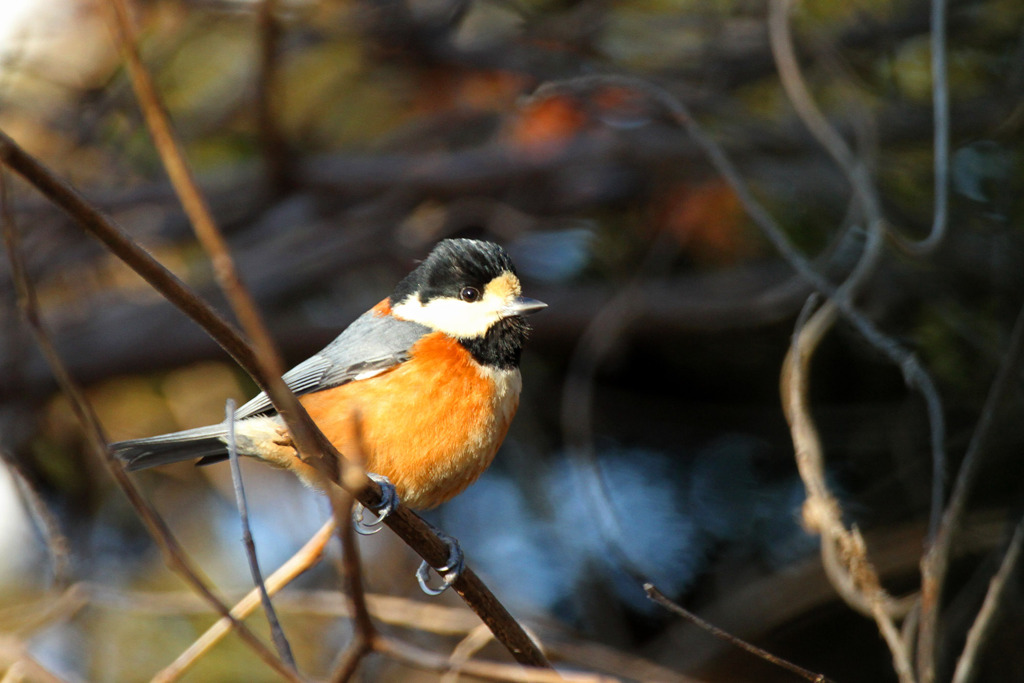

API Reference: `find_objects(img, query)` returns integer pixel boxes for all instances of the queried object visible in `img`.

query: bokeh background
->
[1,0,1023,681]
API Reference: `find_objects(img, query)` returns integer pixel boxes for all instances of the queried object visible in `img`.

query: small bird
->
[111,239,545,581]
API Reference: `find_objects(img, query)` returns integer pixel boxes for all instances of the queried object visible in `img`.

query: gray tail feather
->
[111,424,229,472]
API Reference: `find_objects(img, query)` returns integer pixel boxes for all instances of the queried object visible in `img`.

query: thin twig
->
[377,636,608,683]
[256,0,291,194]
[782,301,916,683]
[644,584,832,683]
[0,584,88,637]
[0,169,300,683]
[760,8,927,672]
[766,0,884,291]
[328,489,376,683]
[951,516,1024,683]
[443,624,502,683]
[767,0,948,541]
[890,0,950,256]
[0,637,67,683]
[106,0,340,484]
[919,299,1024,683]
[155,520,335,682]
[540,70,925,677]
[226,399,298,669]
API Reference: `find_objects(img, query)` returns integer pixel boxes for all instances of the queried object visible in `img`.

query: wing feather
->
[235,309,428,419]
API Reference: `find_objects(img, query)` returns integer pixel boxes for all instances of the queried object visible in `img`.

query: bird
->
[110,239,545,590]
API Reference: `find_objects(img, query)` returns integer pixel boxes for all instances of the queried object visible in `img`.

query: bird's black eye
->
[460,286,481,302]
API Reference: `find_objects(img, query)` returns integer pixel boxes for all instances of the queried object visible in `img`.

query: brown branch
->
[0,169,301,682]
[766,7,920,679]
[0,584,88,637]
[328,489,376,683]
[443,624,519,683]
[535,70,937,683]
[106,0,341,485]
[256,0,291,194]
[644,583,832,683]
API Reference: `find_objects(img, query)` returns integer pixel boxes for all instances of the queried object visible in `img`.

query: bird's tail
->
[110,424,230,471]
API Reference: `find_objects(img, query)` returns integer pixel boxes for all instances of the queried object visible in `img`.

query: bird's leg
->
[416,524,464,596]
[352,473,399,535]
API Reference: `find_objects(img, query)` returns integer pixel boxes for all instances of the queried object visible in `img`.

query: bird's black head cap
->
[390,239,516,305]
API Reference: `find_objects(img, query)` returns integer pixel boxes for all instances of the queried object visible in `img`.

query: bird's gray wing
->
[235,309,430,419]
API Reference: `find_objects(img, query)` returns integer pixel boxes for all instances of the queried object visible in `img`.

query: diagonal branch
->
[951,515,1024,683]
[0,169,301,682]
[644,584,832,683]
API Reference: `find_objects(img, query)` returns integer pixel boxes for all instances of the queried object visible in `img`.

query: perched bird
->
[111,239,545,575]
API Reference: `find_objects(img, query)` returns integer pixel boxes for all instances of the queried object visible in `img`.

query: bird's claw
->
[416,532,464,596]
[352,473,399,535]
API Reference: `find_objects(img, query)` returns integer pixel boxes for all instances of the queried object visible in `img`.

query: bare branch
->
[327,488,376,683]
[226,399,297,669]
[106,0,342,486]
[0,637,66,683]
[782,300,916,682]
[644,584,833,683]
[0,168,301,682]
[765,4,923,677]
[256,0,291,194]
[377,636,611,683]
[890,0,950,255]
[155,520,336,682]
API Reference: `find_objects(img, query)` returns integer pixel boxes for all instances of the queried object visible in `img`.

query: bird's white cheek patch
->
[391,271,525,339]
[392,296,501,338]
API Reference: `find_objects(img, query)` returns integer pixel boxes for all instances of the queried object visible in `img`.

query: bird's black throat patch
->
[459,315,530,369]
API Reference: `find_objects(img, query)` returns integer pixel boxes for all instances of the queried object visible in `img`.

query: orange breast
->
[297,332,518,509]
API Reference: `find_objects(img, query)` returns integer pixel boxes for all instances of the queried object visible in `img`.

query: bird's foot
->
[417,529,464,596]
[352,473,399,535]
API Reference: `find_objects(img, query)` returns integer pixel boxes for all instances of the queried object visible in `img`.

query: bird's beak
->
[505,296,547,317]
